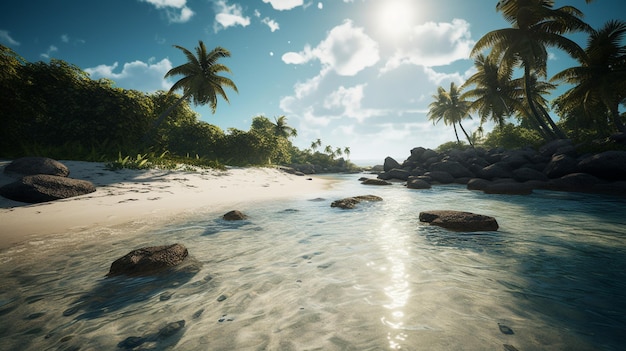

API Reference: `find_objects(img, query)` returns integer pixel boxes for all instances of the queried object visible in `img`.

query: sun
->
[375,0,416,39]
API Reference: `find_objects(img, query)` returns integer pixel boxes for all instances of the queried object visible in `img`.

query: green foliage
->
[481,124,543,150]
[436,141,471,153]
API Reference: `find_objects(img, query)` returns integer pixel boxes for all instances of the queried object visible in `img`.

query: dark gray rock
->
[0,174,96,203]
[478,164,513,180]
[544,154,579,179]
[419,210,499,232]
[383,157,402,172]
[108,244,189,277]
[406,178,431,189]
[420,149,439,162]
[578,151,626,181]
[425,171,454,184]
[546,173,602,192]
[361,178,392,186]
[467,178,491,191]
[3,157,70,177]
[331,195,383,209]
[484,181,533,195]
[430,161,473,178]
[223,210,247,221]
[512,167,549,182]
[539,139,573,157]
[379,168,410,181]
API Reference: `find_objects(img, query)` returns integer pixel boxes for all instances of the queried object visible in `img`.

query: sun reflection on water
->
[377,219,412,349]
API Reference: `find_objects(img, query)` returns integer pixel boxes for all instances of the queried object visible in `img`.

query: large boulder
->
[4,157,70,177]
[379,168,410,181]
[331,195,383,209]
[383,157,402,172]
[419,210,499,232]
[425,171,454,184]
[0,174,96,203]
[406,178,431,189]
[577,151,626,181]
[546,173,602,192]
[544,154,579,179]
[467,178,492,191]
[108,244,189,277]
[478,164,513,180]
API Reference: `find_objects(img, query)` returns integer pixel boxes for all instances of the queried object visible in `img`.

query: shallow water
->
[1,174,625,350]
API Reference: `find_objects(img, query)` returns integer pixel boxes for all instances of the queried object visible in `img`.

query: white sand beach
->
[0,160,331,250]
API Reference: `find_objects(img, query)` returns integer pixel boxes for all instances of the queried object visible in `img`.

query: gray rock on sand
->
[0,174,96,203]
[3,156,70,177]
[223,210,248,220]
[361,178,392,186]
[419,210,499,232]
[108,244,189,277]
[331,195,383,209]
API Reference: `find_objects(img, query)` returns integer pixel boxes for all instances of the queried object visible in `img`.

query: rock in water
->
[331,195,383,209]
[3,157,70,177]
[223,210,247,221]
[0,174,96,203]
[419,210,499,232]
[108,244,188,277]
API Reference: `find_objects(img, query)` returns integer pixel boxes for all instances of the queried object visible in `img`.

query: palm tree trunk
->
[458,122,475,148]
[524,65,557,141]
[537,103,567,139]
[453,123,461,144]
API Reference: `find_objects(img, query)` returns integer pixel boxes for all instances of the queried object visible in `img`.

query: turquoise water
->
[1,173,625,350]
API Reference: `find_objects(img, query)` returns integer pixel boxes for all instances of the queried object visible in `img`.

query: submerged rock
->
[0,174,96,203]
[419,210,499,232]
[331,195,383,209]
[108,244,189,277]
[361,178,392,186]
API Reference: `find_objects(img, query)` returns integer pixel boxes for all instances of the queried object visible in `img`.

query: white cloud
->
[323,84,386,122]
[381,18,474,72]
[0,30,20,46]
[213,0,250,32]
[85,58,173,92]
[262,0,304,11]
[282,19,379,76]
[318,2,323,9]
[61,34,69,43]
[139,0,194,23]
[261,17,280,32]
[40,45,58,59]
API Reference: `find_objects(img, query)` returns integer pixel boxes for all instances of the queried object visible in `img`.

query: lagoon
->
[1,173,625,350]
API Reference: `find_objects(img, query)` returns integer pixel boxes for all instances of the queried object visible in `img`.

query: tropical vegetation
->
[0,43,354,171]
[430,0,626,151]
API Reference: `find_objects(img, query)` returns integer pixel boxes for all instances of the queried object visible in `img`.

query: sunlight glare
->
[376,0,416,39]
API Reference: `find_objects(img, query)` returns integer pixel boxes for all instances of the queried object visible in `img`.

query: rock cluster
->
[0,157,96,203]
[376,140,626,196]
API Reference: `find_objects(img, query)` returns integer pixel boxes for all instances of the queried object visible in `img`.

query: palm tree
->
[272,115,298,138]
[343,146,351,160]
[552,20,626,133]
[461,53,519,130]
[428,82,474,147]
[146,41,238,139]
[474,0,591,140]
[310,139,322,151]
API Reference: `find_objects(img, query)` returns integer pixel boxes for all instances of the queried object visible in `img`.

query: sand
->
[0,160,332,250]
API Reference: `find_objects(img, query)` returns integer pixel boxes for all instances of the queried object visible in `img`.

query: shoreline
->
[0,161,334,250]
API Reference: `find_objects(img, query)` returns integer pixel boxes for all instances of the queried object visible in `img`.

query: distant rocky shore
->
[368,139,626,197]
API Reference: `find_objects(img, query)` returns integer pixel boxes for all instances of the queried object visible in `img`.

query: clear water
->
[1,173,625,350]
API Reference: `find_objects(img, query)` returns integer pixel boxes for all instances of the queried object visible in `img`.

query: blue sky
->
[1,0,623,162]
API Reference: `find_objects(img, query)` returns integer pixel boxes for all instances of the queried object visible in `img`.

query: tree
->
[473,0,591,140]
[146,41,238,140]
[461,53,519,130]
[272,115,298,139]
[552,19,626,133]
[427,82,474,147]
